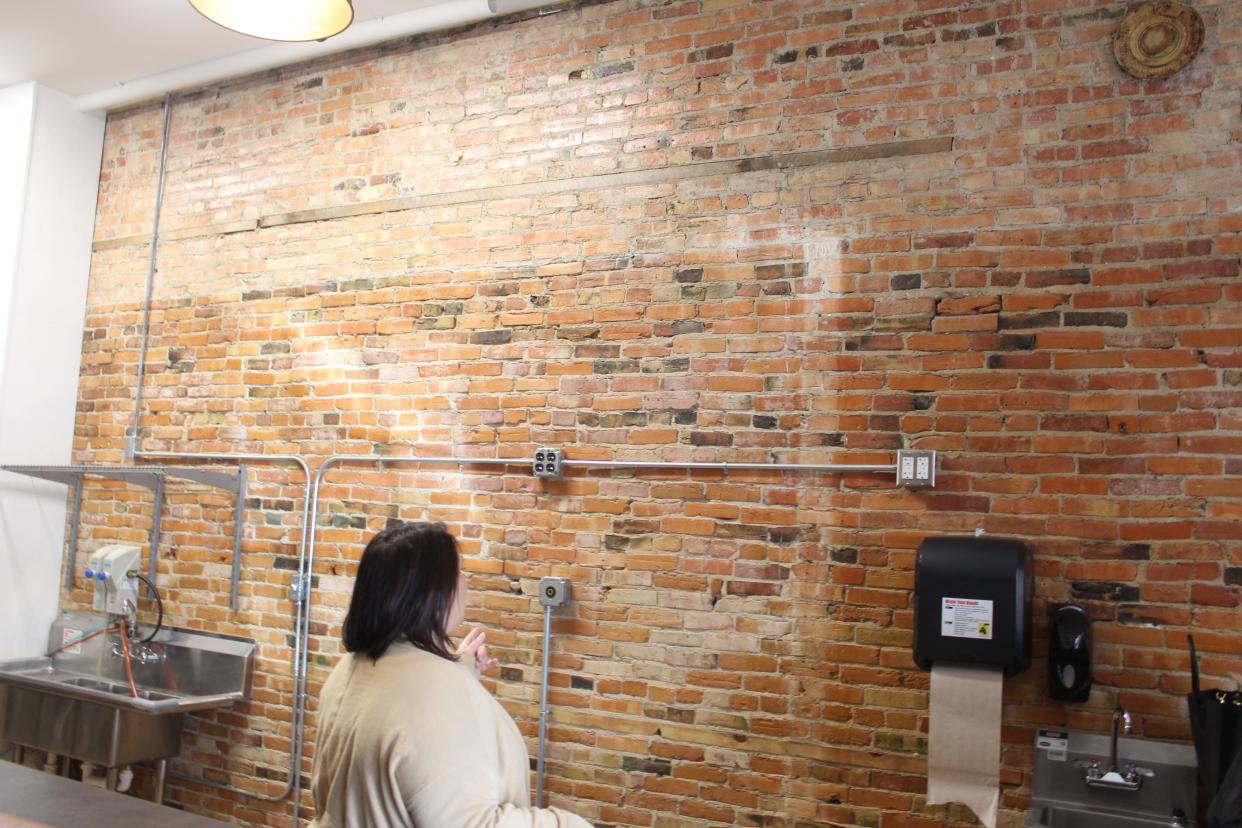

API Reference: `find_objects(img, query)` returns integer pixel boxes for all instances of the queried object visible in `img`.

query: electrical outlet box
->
[896,450,936,488]
[85,544,141,615]
[533,448,562,478]
[539,576,570,608]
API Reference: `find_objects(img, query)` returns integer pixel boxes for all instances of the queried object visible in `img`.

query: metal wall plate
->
[896,450,936,487]
[538,576,570,608]
[533,448,562,478]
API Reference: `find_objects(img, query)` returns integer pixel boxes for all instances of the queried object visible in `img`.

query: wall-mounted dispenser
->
[913,535,1033,677]
[1048,603,1092,702]
[915,535,1035,828]
[84,544,141,616]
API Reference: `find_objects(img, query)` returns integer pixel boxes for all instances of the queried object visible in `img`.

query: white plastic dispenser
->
[84,544,142,615]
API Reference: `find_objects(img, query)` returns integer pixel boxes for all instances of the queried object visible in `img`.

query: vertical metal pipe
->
[154,758,167,804]
[148,475,164,584]
[290,455,525,824]
[134,452,310,806]
[230,465,247,610]
[65,479,83,591]
[536,602,552,808]
[290,456,340,825]
[125,96,174,460]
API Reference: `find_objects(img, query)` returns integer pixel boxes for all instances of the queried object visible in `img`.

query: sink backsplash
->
[48,611,255,699]
[1027,730,1198,826]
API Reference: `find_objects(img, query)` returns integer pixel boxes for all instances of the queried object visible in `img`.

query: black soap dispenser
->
[1049,604,1092,702]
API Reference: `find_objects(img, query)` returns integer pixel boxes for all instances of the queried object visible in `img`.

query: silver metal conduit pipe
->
[134,451,312,805]
[124,97,174,462]
[123,449,910,819]
[290,451,908,821]
[561,459,897,473]
[535,602,553,808]
[291,454,528,823]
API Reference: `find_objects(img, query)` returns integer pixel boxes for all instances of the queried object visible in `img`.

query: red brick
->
[69,6,1242,828]
[1191,585,1241,608]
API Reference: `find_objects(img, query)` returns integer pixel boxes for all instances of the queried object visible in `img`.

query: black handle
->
[1189,633,1201,697]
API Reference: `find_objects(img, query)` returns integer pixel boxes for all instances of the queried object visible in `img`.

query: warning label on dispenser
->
[941,597,994,640]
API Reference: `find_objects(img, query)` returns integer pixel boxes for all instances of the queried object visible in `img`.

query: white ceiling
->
[0,0,452,98]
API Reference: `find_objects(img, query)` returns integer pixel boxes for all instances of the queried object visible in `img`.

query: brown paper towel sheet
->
[926,662,1003,828]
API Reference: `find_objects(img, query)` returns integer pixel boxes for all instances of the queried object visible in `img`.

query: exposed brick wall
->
[68,0,1241,826]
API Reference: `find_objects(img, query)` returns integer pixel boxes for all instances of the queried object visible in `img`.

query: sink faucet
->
[108,604,164,664]
[1109,707,1131,774]
[112,640,164,664]
[1085,706,1142,790]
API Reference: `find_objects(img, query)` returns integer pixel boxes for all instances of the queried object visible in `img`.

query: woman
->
[311,522,593,827]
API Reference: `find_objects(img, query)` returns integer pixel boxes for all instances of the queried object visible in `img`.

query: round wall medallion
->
[1113,0,1205,79]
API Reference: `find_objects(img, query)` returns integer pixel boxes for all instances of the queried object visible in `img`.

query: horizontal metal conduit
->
[561,459,897,473]
[63,449,920,822]
[292,451,906,821]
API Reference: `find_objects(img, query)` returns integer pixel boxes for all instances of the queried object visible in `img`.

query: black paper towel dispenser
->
[913,535,1033,678]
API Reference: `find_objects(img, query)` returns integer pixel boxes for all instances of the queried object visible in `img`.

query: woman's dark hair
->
[342,522,460,661]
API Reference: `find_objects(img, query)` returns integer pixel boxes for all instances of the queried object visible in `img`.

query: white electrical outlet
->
[896,450,936,488]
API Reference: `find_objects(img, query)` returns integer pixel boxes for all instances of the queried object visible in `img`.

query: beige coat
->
[311,640,592,828]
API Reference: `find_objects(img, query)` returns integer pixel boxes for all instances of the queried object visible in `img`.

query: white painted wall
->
[0,83,105,659]
[0,84,35,379]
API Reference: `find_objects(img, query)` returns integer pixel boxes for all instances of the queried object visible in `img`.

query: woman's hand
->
[456,627,499,674]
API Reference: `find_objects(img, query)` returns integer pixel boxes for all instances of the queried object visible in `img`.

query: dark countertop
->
[0,760,228,827]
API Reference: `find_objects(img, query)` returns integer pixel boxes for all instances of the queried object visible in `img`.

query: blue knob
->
[97,572,107,581]
[84,569,94,578]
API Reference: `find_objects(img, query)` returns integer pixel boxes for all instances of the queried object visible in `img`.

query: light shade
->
[190,0,355,42]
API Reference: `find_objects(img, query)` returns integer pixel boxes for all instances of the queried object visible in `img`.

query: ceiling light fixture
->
[189,0,355,43]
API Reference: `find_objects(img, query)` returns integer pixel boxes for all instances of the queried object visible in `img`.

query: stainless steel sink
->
[0,659,245,713]
[60,675,179,703]
[1024,729,1196,828]
[0,611,255,714]
[0,611,255,768]
[1029,803,1183,828]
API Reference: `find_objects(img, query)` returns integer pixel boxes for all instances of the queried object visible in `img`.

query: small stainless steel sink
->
[0,611,255,715]
[1024,729,1196,828]
[0,658,244,713]
[1029,803,1181,828]
[60,675,180,703]
[0,611,255,769]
